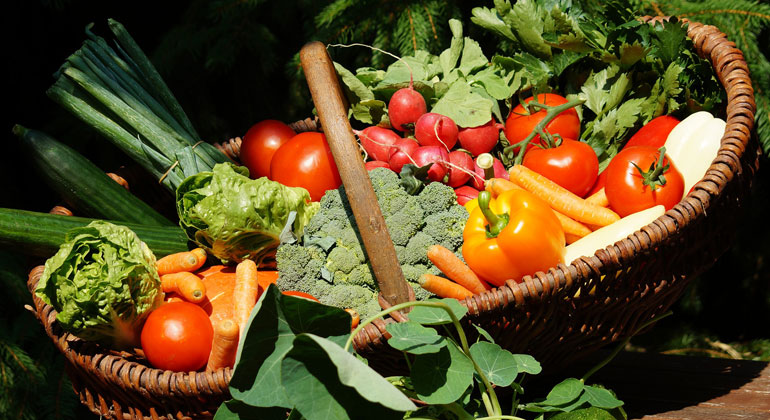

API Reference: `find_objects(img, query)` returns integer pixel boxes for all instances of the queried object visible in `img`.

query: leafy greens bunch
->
[335,0,725,170]
[216,285,629,420]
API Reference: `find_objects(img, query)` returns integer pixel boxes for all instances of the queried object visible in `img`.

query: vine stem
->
[344,300,504,417]
[502,97,585,165]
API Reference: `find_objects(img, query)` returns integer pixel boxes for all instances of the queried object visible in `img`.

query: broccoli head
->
[276,168,469,319]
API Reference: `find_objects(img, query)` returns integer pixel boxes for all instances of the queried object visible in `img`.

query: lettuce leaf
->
[175,163,320,264]
[35,221,163,349]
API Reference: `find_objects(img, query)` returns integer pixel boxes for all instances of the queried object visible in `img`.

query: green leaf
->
[411,343,474,404]
[649,18,687,64]
[380,51,440,86]
[351,99,387,125]
[542,378,584,406]
[213,399,288,420]
[583,385,624,409]
[459,37,488,76]
[512,353,542,375]
[549,407,618,420]
[334,62,374,102]
[439,19,464,76]
[507,0,551,59]
[579,65,622,116]
[431,81,493,128]
[510,52,552,91]
[229,285,351,408]
[386,321,447,354]
[355,67,386,87]
[408,298,468,325]
[372,81,434,103]
[473,324,495,343]
[468,341,519,386]
[470,6,518,43]
[283,333,417,418]
[470,67,510,101]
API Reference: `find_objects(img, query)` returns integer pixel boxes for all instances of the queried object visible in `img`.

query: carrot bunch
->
[418,244,491,300]
[486,166,620,244]
[157,248,208,302]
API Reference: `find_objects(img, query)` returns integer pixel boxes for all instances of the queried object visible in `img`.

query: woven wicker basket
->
[26,16,758,420]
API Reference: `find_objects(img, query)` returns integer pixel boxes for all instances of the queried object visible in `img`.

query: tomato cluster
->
[240,120,342,201]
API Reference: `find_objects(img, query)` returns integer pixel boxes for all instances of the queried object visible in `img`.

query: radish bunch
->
[354,86,507,204]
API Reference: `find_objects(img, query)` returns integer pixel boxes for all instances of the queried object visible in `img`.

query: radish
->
[470,155,508,190]
[446,150,474,187]
[355,126,400,162]
[365,160,392,171]
[414,113,459,150]
[454,185,480,206]
[412,145,449,183]
[458,119,501,156]
[389,88,427,132]
[388,138,420,173]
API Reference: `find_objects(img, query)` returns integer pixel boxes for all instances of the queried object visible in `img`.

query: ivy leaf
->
[411,343,474,404]
[407,298,468,325]
[431,81,493,128]
[469,341,519,386]
[386,321,447,354]
[282,333,415,420]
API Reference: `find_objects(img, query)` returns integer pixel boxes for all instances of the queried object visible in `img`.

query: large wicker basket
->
[26,16,758,420]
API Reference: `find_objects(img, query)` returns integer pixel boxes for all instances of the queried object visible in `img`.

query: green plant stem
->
[478,191,509,238]
[503,97,585,164]
[581,311,673,383]
[345,300,504,417]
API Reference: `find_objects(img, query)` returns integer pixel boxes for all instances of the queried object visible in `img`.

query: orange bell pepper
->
[462,189,565,286]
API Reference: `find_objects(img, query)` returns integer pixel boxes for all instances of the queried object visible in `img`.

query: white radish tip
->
[476,153,494,170]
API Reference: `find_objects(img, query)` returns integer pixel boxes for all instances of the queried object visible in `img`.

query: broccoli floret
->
[276,169,469,318]
[317,284,381,319]
[417,180,459,215]
[422,205,469,251]
[403,232,435,266]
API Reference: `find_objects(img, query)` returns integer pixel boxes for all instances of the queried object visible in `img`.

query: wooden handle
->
[299,41,413,307]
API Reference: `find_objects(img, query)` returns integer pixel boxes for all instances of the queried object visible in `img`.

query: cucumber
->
[13,125,174,226]
[0,208,188,258]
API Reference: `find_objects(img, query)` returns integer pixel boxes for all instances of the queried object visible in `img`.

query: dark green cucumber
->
[0,208,189,258]
[14,125,174,227]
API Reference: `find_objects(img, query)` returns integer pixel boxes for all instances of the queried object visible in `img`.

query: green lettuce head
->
[35,221,163,349]
[175,163,320,264]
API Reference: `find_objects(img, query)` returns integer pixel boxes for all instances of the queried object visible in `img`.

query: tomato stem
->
[478,191,509,238]
[632,146,669,191]
[503,97,585,164]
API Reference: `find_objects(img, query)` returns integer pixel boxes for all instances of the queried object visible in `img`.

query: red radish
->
[414,113,459,150]
[388,138,420,173]
[458,119,501,156]
[365,160,392,171]
[470,156,508,190]
[454,185,480,206]
[446,150,474,187]
[355,126,400,162]
[389,88,427,132]
[412,146,449,183]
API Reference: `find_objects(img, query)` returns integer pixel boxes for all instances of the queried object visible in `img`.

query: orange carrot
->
[552,210,592,242]
[233,260,259,336]
[345,308,360,329]
[427,244,487,295]
[156,248,206,276]
[585,187,609,207]
[485,178,522,198]
[565,232,583,245]
[418,273,474,300]
[206,318,240,371]
[508,165,620,227]
[161,272,207,303]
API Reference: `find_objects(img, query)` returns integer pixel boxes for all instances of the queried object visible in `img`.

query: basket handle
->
[299,41,413,308]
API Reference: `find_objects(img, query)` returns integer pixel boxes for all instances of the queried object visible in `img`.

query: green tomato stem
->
[503,97,585,165]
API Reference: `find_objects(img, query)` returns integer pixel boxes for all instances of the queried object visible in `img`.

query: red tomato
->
[504,93,580,151]
[140,301,214,372]
[604,146,684,217]
[240,120,297,179]
[586,170,607,197]
[624,115,680,149]
[282,290,319,302]
[270,132,342,201]
[522,139,599,197]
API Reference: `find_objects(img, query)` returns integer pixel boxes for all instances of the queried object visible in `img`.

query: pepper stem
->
[478,191,509,238]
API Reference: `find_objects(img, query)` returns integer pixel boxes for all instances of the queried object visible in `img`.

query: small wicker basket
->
[26,16,758,420]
